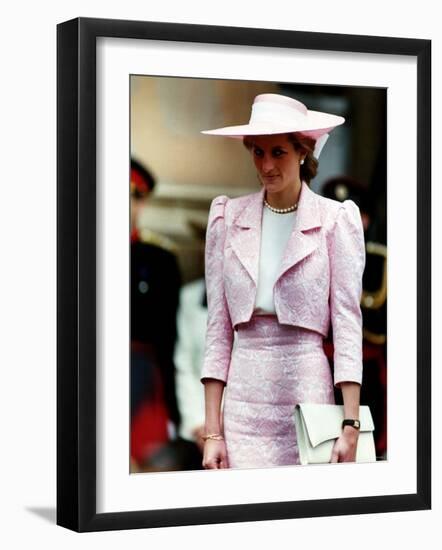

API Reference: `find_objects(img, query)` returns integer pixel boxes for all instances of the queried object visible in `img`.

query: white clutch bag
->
[293,403,377,465]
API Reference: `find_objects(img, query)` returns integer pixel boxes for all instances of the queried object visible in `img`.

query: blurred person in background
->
[130,158,182,470]
[199,93,366,469]
[322,176,387,458]
[174,277,207,463]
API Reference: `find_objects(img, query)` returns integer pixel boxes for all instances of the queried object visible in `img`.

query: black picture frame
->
[57,17,431,532]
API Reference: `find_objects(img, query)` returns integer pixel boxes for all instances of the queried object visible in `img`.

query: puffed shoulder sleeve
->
[200,195,234,385]
[328,199,366,388]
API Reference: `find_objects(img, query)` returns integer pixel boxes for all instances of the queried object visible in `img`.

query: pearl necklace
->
[264,199,298,214]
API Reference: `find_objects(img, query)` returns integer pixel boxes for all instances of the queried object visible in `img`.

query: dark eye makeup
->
[253,146,286,157]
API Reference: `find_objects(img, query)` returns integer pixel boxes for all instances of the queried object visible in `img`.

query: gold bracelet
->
[202,433,224,441]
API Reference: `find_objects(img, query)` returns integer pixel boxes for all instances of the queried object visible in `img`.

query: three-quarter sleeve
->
[200,195,234,385]
[328,199,366,387]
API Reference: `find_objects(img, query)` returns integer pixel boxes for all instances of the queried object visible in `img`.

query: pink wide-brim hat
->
[201,93,345,140]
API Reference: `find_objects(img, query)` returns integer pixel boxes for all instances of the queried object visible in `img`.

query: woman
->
[199,93,366,469]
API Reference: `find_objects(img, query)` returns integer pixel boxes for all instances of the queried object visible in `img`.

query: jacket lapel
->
[230,186,265,286]
[275,181,322,283]
[230,181,322,287]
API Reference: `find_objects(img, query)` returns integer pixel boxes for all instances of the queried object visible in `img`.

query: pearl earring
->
[300,158,305,165]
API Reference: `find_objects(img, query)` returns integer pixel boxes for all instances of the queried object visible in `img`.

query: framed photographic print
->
[57,17,431,532]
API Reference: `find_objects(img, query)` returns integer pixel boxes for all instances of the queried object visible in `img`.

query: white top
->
[254,206,297,314]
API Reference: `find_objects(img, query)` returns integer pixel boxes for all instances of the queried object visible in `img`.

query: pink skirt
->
[223,315,335,469]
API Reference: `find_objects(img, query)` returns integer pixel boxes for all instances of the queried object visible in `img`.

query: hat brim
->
[201,111,344,140]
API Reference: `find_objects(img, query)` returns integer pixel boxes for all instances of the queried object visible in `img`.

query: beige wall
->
[131,77,281,283]
[131,76,278,191]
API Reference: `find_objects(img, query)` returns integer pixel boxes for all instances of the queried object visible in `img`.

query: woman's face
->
[249,134,304,194]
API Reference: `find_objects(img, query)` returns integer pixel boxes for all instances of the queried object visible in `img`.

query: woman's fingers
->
[330,441,340,463]
[202,441,229,469]
[219,457,229,469]
[219,448,229,468]
[203,457,219,469]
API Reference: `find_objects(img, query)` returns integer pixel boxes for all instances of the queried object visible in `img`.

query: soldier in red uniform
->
[130,158,182,470]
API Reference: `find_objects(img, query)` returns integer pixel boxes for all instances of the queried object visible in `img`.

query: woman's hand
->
[202,439,229,469]
[330,427,359,463]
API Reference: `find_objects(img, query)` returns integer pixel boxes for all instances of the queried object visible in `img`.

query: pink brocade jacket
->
[201,181,366,388]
